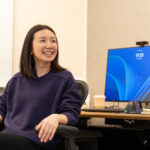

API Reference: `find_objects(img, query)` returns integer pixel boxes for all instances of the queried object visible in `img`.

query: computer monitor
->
[105,46,150,102]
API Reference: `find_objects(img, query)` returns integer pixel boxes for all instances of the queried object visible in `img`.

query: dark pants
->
[0,133,43,150]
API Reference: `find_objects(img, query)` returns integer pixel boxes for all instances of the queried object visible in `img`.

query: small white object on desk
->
[143,108,150,112]
[141,108,150,114]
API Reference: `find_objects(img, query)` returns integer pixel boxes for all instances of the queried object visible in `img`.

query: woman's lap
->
[0,133,43,150]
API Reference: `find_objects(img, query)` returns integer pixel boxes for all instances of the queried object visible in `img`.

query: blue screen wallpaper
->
[105,46,150,102]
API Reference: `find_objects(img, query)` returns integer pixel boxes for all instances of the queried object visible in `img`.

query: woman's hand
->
[35,114,59,143]
[35,114,68,143]
[0,115,3,124]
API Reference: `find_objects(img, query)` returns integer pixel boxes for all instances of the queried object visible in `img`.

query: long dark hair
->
[20,24,65,79]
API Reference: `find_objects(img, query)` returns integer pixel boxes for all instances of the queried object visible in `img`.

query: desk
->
[80,111,150,120]
[80,111,150,149]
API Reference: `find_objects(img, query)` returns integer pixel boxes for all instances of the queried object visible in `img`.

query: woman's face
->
[32,29,58,65]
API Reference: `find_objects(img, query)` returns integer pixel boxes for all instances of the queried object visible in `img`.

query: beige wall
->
[13,0,87,80]
[87,0,150,106]
[10,0,150,106]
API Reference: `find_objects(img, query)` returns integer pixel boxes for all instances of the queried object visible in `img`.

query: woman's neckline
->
[35,70,52,79]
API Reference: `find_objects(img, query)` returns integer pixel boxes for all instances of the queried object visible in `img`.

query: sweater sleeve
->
[57,73,82,126]
[0,82,9,119]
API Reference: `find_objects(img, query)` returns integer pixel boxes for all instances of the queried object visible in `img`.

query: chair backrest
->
[0,87,5,95]
[75,80,89,105]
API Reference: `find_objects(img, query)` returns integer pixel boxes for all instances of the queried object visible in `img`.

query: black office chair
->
[0,87,5,131]
[0,87,5,95]
[56,80,102,150]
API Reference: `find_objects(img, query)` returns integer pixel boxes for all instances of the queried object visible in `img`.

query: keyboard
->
[81,107,125,113]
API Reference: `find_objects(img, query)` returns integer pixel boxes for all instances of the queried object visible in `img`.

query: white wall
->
[0,0,13,86]
[13,0,87,80]
[87,0,150,107]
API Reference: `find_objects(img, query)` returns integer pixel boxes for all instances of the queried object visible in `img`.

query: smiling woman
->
[20,25,65,79]
[0,0,13,87]
[0,24,82,150]
[32,29,58,77]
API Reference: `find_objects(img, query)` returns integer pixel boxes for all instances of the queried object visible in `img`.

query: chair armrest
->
[56,124,79,137]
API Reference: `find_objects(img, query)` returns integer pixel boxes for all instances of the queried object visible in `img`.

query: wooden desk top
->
[80,111,150,120]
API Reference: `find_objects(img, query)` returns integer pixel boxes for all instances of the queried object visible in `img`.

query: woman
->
[0,24,81,150]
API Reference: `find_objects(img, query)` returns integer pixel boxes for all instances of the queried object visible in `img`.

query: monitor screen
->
[105,46,150,102]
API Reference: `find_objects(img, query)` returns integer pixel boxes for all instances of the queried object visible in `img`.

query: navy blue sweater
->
[0,70,81,149]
